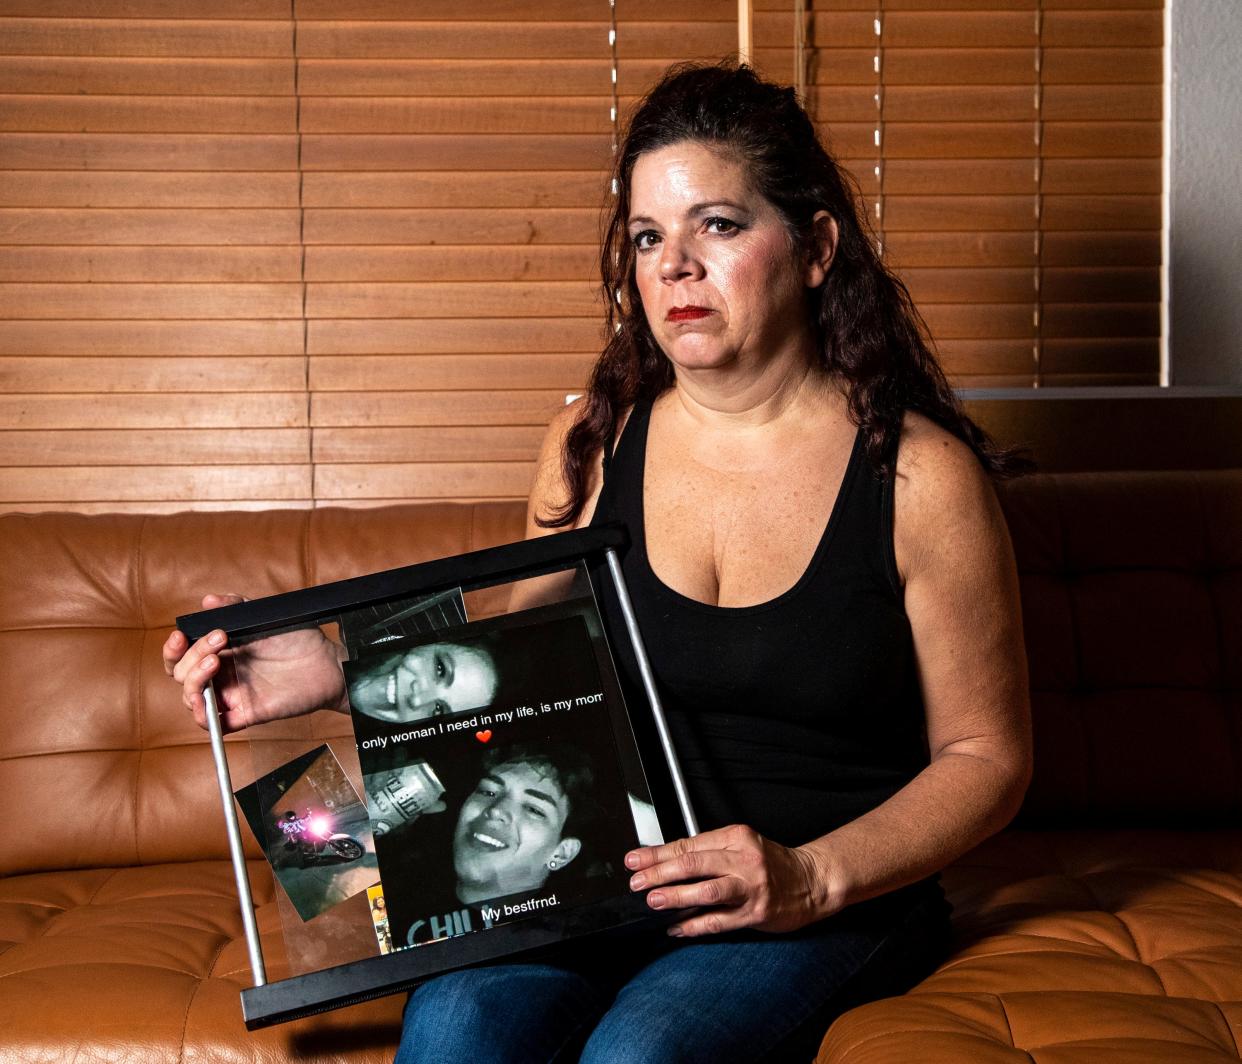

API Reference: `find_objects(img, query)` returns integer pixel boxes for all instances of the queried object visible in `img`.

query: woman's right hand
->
[162,593,348,734]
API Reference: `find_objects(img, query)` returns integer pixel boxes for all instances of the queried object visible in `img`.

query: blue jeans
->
[394,885,950,1064]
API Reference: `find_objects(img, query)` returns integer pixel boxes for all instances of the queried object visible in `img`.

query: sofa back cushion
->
[2,470,1239,875]
[1000,471,1242,826]
[0,503,525,876]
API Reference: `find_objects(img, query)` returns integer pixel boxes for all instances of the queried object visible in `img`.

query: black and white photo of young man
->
[348,608,657,948]
[376,732,633,948]
[452,740,596,904]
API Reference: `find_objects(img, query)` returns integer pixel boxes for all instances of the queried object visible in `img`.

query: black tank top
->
[590,396,929,848]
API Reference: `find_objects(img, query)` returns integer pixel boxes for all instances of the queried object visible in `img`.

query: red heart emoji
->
[475,730,493,743]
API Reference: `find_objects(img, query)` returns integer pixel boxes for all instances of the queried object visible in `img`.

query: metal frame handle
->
[204,684,267,987]
[605,548,699,837]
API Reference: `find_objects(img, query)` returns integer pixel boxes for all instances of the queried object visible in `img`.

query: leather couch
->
[0,471,1238,1063]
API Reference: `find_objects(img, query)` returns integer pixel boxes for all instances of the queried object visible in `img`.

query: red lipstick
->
[667,306,713,322]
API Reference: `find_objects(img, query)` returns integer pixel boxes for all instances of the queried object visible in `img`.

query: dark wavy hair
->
[542,61,1029,527]
[480,741,601,845]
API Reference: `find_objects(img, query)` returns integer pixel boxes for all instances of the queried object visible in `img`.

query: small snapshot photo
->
[337,588,467,659]
[235,744,379,922]
[368,884,394,955]
[344,605,645,950]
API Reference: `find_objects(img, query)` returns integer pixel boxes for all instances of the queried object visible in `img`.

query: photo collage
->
[236,590,662,957]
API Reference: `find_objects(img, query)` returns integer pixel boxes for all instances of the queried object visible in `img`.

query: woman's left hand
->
[625,824,833,937]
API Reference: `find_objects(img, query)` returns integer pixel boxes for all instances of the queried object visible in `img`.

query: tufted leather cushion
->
[0,861,408,1063]
[820,830,1242,1062]
[0,502,525,1062]
[1000,473,1242,828]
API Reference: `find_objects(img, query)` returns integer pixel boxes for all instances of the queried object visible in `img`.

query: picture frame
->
[178,523,698,1030]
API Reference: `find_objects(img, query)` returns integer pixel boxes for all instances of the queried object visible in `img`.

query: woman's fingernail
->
[201,655,216,670]
[667,926,684,938]
[630,873,647,891]
[208,631,225,648]
[624,852,640,869]
[648,892,666,909]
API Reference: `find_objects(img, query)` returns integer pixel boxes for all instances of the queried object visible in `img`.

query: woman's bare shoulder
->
[894,410,990,496]
[891,410,1006,585]
[525,398,635,535]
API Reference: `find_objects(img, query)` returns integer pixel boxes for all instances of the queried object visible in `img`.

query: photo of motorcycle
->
[236,745,380,921]
[278,809,365,865]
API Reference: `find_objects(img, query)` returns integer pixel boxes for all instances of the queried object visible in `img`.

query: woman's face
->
[627,141,828,376]
[353,642,498,723]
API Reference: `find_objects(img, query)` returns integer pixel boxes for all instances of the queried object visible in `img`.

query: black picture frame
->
[178,523,695,1030]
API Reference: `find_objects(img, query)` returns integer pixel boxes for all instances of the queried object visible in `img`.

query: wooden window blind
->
[0,1,1162,514]
[298,0,732,507]
[0,4,307,513]
[0,1,731,513]
[754,0,1164,387]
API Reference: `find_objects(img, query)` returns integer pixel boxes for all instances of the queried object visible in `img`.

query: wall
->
[1168,0,1242,385]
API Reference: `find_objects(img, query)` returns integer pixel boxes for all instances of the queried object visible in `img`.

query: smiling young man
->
[394,741,605,948]
[452,742,594,905]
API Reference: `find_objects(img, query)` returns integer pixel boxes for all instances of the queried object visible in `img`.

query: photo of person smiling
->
[340,611,649,947]
[452,741,595,905]
[348,641,498,724]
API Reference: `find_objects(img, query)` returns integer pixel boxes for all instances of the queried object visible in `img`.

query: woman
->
[165,62,1031,1062]
[347,641,499,723]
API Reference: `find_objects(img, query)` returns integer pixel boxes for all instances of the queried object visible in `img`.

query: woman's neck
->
[667,349,842,433]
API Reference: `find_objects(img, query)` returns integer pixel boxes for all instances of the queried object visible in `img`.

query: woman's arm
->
[795,412,1032,916]
[163,593,351,734]
[625,413,1033,935]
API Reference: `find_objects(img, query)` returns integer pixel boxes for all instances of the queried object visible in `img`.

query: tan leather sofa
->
[1,472,1239,1062]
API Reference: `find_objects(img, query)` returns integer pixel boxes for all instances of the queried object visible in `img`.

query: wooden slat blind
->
[300,2,732,508]
[0,0,1163,514]
[0,3,308,513]
[0,0,733,512]
[753,0,1163,387]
